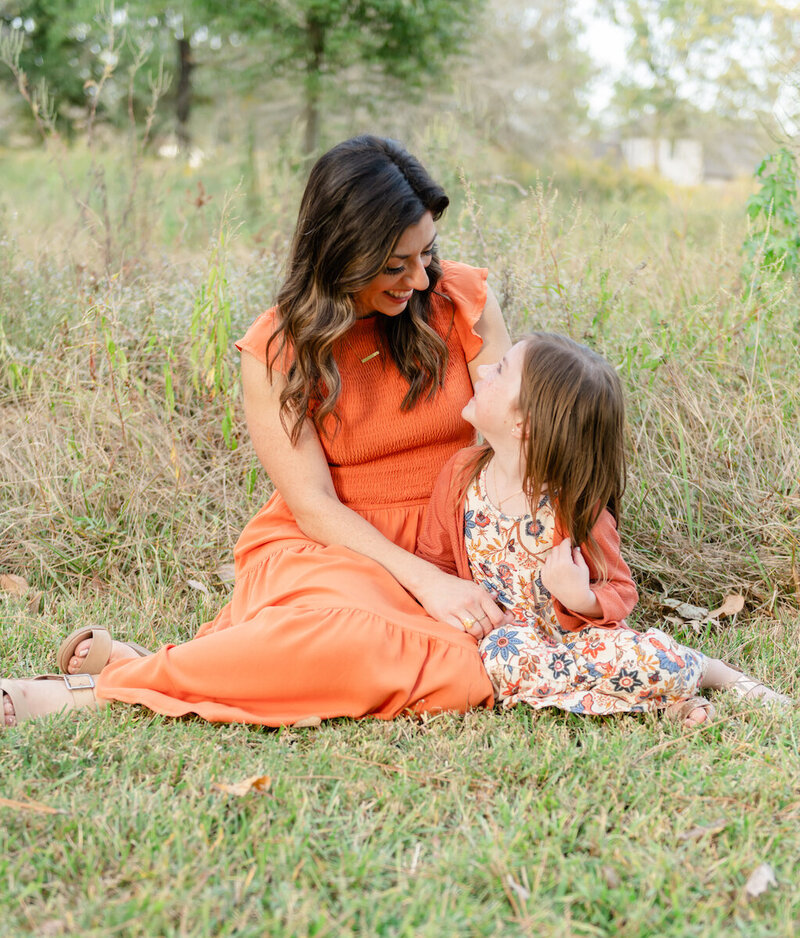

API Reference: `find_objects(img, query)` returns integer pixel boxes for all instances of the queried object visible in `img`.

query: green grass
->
[1,135,799,935]
[1,600,798,936]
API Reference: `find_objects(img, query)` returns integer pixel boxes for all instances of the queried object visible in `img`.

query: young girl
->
[417,333,790,726]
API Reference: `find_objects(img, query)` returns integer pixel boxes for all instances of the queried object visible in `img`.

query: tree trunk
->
[176,37,194,151]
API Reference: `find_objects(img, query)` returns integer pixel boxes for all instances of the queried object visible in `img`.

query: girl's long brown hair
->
[464,333,627,575]
[266,135,451,442]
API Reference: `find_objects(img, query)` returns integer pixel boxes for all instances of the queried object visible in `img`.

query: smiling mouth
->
[385,291,412,301]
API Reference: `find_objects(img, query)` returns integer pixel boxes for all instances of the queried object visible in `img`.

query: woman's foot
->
[58,626,153,675]
[65,637,141,674]
[665,697,715,728]
[2,674,103,726]
[3,692,16,726]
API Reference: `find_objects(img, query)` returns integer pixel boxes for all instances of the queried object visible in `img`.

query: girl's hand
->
[540,538,602,618]
[413,565,512,639]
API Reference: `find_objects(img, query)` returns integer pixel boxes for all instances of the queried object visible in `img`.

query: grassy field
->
[1,135,799,936]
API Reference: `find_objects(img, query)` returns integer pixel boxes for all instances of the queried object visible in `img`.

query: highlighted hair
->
[462,333,627,576]
[266,135,451,443]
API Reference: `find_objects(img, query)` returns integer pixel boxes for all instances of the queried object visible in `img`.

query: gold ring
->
[462,617,476,630]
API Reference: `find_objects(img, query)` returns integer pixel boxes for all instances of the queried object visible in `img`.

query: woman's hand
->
[412,564,511,639]
[540,538,602,618]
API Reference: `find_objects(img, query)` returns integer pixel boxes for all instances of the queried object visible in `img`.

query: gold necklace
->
[491,462,524,508]
[343,320,381,364]
[338,337,380,364]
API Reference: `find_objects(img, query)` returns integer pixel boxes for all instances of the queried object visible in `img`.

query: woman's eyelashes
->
[383,244,437,275]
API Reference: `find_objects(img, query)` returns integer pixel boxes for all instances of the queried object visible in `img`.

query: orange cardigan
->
[416,447,639,632]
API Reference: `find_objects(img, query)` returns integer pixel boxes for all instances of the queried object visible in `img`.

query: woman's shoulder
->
[438,259,488,300]
[236,306,289,369]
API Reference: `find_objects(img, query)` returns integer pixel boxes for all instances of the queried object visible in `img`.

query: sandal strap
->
[60,672,97,708]
[666,696,713,723]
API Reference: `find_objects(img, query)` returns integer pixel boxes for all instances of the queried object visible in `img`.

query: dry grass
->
[1,143,798,627]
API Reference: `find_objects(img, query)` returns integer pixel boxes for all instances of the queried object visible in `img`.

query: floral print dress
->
[466,468,706,715]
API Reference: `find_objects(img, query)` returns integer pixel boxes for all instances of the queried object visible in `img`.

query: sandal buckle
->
[63,673,96,691]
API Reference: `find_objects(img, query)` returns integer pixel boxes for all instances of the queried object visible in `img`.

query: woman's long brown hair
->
[463,333,627,576]
[266,135,451,442]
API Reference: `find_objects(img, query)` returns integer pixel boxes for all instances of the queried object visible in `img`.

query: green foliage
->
[1,0,488,152]
[163,0,488,153]
[190,231,238,450]
[0,1,167,134]
[742,147,800,278]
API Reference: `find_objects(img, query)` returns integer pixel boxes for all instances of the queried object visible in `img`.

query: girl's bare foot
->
[66,638,140,675]
[701,657,792,707]
[665,697,715,728]
[726,674,792,706]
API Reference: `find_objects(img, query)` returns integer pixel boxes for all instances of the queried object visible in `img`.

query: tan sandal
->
[727,673,792,707]
[56,626,152,675]
[1,674,106,725]
[665,696,715,727]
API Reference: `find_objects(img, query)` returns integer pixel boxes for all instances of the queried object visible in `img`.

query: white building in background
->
[621,137,704,186]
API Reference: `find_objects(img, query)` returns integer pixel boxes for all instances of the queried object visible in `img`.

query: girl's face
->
[352,212,437,318]
[462,341,528,441]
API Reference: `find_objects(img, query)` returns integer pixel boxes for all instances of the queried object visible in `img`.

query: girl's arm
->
[540,509,639,631]
[241,351,504,638]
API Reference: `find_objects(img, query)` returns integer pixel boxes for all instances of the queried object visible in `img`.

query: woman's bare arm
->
[468,285,512,381]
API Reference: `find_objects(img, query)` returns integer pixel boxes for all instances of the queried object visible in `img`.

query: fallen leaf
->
[708,593,745,619]
[211,775,272,797]
[215,563,236,584]
[665,613,701,633]
[26,590,44,614]
[187,579,210,596]
[744,862,777,899]
[0,796,63,815]
[661,597,709,620]
[292,715,322,728]
[0,573,29,596]
[677,818,727,842]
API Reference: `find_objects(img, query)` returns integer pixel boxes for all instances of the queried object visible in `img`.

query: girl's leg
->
[700,657,791,704]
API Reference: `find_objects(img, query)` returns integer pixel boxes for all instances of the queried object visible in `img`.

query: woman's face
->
[353,212,437,318]
[462,341,528,441]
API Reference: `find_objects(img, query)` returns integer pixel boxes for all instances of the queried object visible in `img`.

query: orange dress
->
[95,261,495,724]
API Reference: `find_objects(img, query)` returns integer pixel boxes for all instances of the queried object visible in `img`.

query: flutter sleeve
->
[436,260,488,363]
[235,307,294,373]
[552,509,639,632]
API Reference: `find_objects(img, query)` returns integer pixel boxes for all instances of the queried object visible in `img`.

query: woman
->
[2,135,511,727]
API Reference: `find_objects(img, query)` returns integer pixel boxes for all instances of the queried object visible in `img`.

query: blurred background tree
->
[1,0,798,167]
[453,0,595,156]
[600,0,800,138]
[0,0,489,153]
